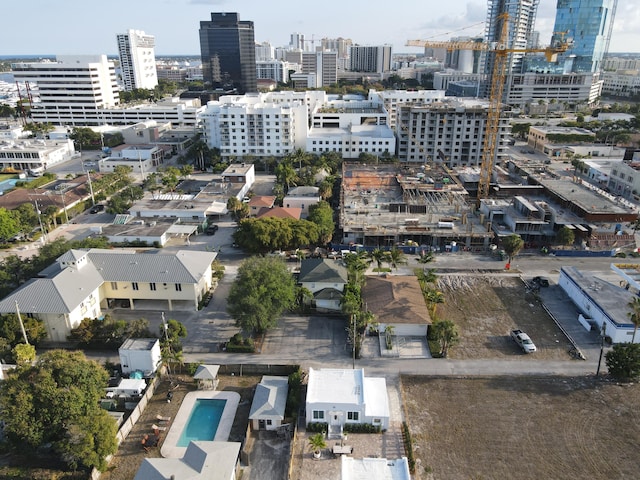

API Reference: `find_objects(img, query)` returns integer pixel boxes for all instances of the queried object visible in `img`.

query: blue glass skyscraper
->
[552,0,618,73]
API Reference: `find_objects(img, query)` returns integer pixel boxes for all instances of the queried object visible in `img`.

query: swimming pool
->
[0,178,18,194]
[160,390,240,458]
[177,398,226,447]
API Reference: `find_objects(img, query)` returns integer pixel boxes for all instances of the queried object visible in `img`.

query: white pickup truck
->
[511,329,537,353]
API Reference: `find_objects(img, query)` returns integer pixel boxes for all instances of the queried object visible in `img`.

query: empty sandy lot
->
[436,274,572,359]
[402,375,640,480]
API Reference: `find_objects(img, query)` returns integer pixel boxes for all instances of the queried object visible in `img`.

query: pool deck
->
[160,390,240,458]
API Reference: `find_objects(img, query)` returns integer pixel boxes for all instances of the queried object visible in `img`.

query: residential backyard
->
[401,375,640,479]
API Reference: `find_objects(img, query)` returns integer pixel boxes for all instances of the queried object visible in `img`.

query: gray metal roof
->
[299,258,348,284]
[0,249,217,315]
[193,364,220,380]
[0,261,104,314]
[87,249,217,283]
[134,441,241,480]
[249,376,288,420]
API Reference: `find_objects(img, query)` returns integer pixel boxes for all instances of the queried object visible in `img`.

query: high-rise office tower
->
[551,0,618,73]
[116,29,158,92]
[484,0,540,75]
[199,12,257,94]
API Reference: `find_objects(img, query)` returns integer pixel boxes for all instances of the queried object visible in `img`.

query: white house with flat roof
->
[119,338,161,375]
[0,249,217,342]
[558,265,639,344]
[306,368,390,435]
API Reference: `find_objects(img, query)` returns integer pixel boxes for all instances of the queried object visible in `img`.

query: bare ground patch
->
[402,375,640,480]
[435,274,571,359]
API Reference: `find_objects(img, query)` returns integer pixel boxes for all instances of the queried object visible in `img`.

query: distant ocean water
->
[0,72,14,83]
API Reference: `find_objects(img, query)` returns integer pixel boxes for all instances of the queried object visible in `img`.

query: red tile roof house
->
[248,195,276,216]
[256,206,302,220]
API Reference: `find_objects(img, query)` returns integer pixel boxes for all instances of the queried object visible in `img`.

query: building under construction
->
[339,162,494,251]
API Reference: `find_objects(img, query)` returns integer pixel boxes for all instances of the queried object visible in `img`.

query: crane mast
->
[406,13,571,204]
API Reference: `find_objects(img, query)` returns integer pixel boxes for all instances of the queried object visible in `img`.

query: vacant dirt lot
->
[436,274,572,359]
[402,375,640,480]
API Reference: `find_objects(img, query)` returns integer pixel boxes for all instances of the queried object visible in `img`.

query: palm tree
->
[370,248,386,275]
[308,432,327,459]
[430,318,459,357]
[388,247,407,270]
[627,297,640,343]
[424,288,445,318]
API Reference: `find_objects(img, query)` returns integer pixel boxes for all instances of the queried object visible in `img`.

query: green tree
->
[160,318,187,353]
[275,160,298,192]
[160,166,182,192]
[605,343,640,381]
[502,234,524,264]
[556,226,575,247]
[0,207,21,240]
[430,319,460,358]
[69,127,102,150]
[0,350,117,471]
[307,200,335,244]
[308,432,327,457]
[227,256,296,334]
[227,196,249,221]
[13,343,36,365]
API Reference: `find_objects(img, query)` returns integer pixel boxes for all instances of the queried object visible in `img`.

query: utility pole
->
[352,314,356,369]
[596,322,607,376]
[15,301,30,345]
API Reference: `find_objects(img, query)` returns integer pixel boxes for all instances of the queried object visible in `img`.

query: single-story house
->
[193,364,220,390]
[305,368,390,435]
[559,265,639,343]
[362,275,431,336]
[298,258,348,312]
[134,441,241,480]
[119,338,161,376]
[249,376,289,431]
[256,206,302,220]
[0,248,217,342]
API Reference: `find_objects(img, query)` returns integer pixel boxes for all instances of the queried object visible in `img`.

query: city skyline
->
[1,0,638,57]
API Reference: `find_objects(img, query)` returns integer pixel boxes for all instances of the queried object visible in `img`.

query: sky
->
[1,0,638,56]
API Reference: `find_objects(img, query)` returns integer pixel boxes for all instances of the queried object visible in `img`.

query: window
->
[132,282,139,291]
[175,284,182,292]
[347,411,359,421]
[111,281,118,290]
[150,283,157,291]
[313,410,324,420]
[266,419,272,425]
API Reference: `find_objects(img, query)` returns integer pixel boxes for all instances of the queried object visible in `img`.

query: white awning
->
[166,225,198,235]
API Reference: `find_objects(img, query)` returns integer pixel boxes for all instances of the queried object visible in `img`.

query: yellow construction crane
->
[406,13,571,203]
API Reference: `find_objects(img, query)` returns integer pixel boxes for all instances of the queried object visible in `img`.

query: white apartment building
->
[367,89,447,129]
[307,98,395,159]
[256,60,300,83]
[200,94,308,159]
[602,70,640,97]
[12,55,119,125]
[255,41,275,61]
[116,29,158,91]
[0,138,74,173]
[603,56,640,71]
[396,98,511,167]
[349,45,392,73]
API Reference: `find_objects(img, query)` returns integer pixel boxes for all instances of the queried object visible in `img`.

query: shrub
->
[402,421,416,473]
[343,423,381,434]
[306,422,328,433]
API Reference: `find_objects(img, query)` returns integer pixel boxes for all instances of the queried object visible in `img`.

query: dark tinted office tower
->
[199,12,257,93]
